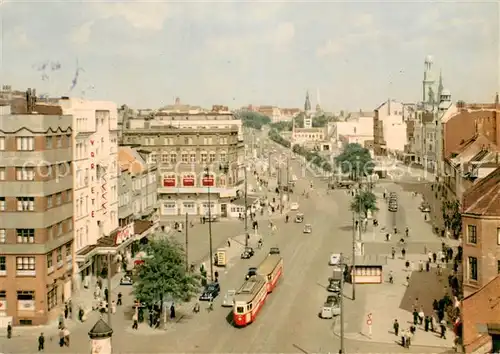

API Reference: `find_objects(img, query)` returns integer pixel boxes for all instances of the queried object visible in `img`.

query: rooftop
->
[118,146,151,174]
[449,134,495,163]
[462,165,500,216]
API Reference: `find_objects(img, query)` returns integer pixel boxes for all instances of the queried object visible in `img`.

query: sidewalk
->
[333,254,455,349]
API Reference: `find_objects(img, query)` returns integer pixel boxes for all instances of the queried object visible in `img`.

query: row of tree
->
[268,128,291,148]
[238,111,271,130]
[292,144,333,172]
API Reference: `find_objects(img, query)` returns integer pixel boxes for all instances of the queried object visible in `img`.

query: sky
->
[1,0,499,112]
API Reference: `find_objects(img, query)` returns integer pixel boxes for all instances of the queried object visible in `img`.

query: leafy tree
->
[351,190,379,218]
[335,143,374,180]
[133,238,200,316]
[268,129,291,148]
[239,111,271,130]
[312,114,339,128]
[270,121,293,132]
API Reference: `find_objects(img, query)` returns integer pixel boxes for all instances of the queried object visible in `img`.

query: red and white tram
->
[233,254,283,327]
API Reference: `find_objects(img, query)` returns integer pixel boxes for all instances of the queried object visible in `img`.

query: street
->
[0,140,455,354]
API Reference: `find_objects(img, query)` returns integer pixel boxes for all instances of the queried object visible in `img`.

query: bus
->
[257,254,283,293]
[233,254,283,326]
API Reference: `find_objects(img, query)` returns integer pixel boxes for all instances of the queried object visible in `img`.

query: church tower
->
[423,55,436,104]
[315,88,322,113]
[304,91,312,128]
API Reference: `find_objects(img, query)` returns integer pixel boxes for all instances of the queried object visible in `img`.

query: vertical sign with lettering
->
[90,139,96,218]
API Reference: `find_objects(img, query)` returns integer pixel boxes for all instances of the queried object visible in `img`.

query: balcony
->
[57,260,64,269]
[0,270,6,276]
[16,270,36,277]
[47,266,54,274]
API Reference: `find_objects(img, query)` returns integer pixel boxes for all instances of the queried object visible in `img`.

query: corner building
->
[0,104,74,325]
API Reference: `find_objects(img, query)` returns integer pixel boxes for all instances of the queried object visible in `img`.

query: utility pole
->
[339,252,345,354]
[244,166,249,246]
[286,155,290,203]
[268,153,271,179]
[185,212,189,272]
[278,162,283,214]
[351,211,357,301]
[205,167,214,282]
[106,252,112,327]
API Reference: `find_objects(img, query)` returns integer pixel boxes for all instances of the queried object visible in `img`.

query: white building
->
[374,99,407,155]
[58,98,119,289]
[329,116,374,148]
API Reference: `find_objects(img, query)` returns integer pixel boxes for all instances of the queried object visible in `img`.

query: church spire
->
[304,91,311,112]
[438,70,444,98]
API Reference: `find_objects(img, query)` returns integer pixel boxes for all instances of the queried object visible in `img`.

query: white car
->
[222,290,236,307]
[290,202,299,211]
[329,253,341,266]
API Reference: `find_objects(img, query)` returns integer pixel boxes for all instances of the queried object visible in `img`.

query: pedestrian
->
[391,247,396,259]
[132,313,139,329]
[63,328,70,347]
[424,316,430,332]
[149,311,154,327]
[426,261,430,272]
[104,288,109,302]
[227,239,231,248]
[432,252,437,263]
[64,303,69,319]
[406,275,410,286]
[117,292,122,306]
[393,319,399,336]
[170,303,176,319]
[7,322,12,339]
[38,332,45,351]
[440,321,446,339]
[78,307,84,322]
[385,233,390,242]
[68,300,73,318]
[418,308,425,325]
[59,328,65,347]
[412,309,419,325]
[389,270,394,284]
[419,260,424,272]
[428,251,433,263]
[402,248,406,259]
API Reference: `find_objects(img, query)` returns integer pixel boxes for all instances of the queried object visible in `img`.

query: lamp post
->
[244,166,249,246]
[204,167,214,282]
[339,252,346,354]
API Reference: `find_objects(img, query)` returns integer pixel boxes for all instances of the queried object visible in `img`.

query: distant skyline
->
[1,1,498,111]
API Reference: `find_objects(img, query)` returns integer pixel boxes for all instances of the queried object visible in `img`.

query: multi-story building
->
[373,99,407,156]
[122,113,244,220]
[57,98,119,291]
[0,94,74,325]
[329,117,374,148]
[461,166,500,295]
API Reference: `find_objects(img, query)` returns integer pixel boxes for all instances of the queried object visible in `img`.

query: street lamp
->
[204,167,214,282]
[244,166,249,246]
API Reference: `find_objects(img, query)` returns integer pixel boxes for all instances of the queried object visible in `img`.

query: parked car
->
[295,213,304,223]
[327,279,341,293]
[241,247,255,259]
[290,202,300,211]
[222,289,236,307]
[420,202,431,212]
[269,247,280,255]
[320,295,341,318]
[246,267,258,280]
[388,202,398,212]
[303,224,312,234]
[199,283,220,301]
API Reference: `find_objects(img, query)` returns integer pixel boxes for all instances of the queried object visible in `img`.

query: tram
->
[233,254,283,327]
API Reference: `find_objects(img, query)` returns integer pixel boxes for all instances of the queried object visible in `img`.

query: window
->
[56,136,62,148]
[468,256,478,281]
[0,137,5,150]
[189,153,196,163]
[0,256,5,271]
[47,195,53,208]
[0,197,5,211]
[220,152,227,162]
[16,257,35,270]
[0,229,5,243]
[0,167,5,181]
[47,287,57,311]
[151,153,157,163]
[46,136,53,149]
[46,253,53,268]
[181,153,188,163]
[161,154,169,163]
[57,222,63,236]
[16,137,34,151]
[467,225,477,244]
[16,167,35,181]
[66,190,72,202]
[56,193,62,205]
[209,152,216,162]
[17,197,34,211]
[16,229,35,243]
[65,244,71,258]
[56,248,62,264]
[67,218,73,231]
[169,153,177,163]
[201,153,208,162]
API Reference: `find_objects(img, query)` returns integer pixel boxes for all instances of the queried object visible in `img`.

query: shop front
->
[349,255,387,284]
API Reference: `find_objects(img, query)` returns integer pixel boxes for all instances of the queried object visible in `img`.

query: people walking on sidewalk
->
[6,322,12,338]
[393,319,399,336]
[38,333,45,351]
[132,313,139,330]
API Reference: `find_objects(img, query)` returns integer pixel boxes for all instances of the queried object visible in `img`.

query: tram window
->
[249,303,253,310]
[236,306,244,314]
[267,275,271,281]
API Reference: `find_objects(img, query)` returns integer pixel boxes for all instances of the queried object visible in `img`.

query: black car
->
[199,282,221,301]
[246,267,258,280]
[241,247,255,259]
[269,247,280,255]
[327,279,341,293]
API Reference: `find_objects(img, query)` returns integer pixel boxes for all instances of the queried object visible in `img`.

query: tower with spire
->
[423,55,436,105]
[315,88,322,113]
[303,90,313,128]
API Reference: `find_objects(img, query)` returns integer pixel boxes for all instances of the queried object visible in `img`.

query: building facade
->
[461,167,500,296]
[0,101,74,325]
[122,113,244,220]
[373,99,407,156]
[57,98,119,291]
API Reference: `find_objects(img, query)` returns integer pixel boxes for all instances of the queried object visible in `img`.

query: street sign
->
[366,319,372,325]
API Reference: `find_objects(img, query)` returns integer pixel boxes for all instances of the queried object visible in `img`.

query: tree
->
[239,111,271,130]
[133,238,200,318]
[270,121,293,132]
[335,143,374,180]
[268,129,291,148]
[350,190,379,218]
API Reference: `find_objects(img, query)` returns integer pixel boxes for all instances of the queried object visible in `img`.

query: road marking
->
[293,343,310,354]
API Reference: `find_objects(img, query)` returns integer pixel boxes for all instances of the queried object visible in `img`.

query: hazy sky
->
[1,1,498,111]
